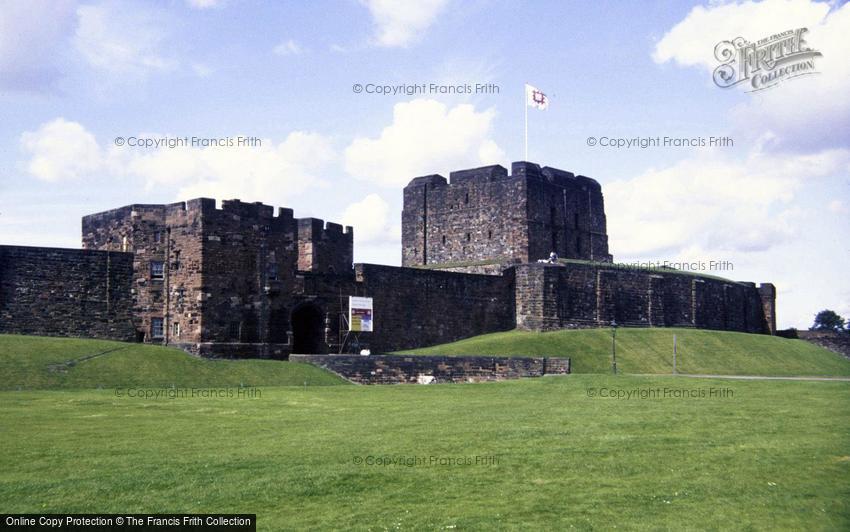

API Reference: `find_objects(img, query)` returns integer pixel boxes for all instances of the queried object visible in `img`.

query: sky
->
[0,0,848,329]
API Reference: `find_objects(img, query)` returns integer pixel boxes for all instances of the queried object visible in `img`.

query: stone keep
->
[402,161,613,273]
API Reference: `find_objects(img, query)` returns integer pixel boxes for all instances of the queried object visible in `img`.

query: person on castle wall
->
[538,251,559,264]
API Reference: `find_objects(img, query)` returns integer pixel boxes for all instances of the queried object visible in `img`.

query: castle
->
[0,161,776,357]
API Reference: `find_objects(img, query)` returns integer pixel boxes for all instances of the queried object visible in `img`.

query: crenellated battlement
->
[408,161,604,191]
[296,217,353,274]
[448,164,508,185]
[297,217,353,238]
[184,198,295,225]
[402,161,612,270]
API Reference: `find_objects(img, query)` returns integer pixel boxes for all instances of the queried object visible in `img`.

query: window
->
[488,230,492,240]
[464,192,469,204]
[466,233,471,242]
[151,318,164,339]
[228,322,241,340]
[153,231,162,243]
[268,262,279,281]
[150,261,165,280]
[574,213,579,228]
[172,322,180,338]
[171,250,181,270]
[442,235,446,245]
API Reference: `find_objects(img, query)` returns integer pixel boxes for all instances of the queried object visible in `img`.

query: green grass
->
[0,375,848,530]
[0,334,346,390]
[401,328,850,376]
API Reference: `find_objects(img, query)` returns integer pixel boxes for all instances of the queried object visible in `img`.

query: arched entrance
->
[291,302,324,354]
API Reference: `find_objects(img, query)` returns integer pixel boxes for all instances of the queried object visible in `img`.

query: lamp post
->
[611,320,618,375]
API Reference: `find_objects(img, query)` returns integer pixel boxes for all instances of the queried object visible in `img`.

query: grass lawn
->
[401,328,850,376]
[0,375,848,530]
[0,334,346,390]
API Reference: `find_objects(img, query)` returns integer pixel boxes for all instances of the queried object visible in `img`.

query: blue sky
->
[1,0,848,328]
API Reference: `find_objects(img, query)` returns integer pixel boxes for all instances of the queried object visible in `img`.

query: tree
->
[811,310,845,332]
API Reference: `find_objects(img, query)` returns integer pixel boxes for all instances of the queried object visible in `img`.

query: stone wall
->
[797,330,850,358]
[83,198,354,355]
[290,354,570,384]
[82,200,211,344]
[197,199,298,346]
[297,218,353,274]
[513,262,773,334]
[351,264,516,353]
[401,167,528,268]
[521,164,612,262]
[401,161,612,271]
[0,245,135,341]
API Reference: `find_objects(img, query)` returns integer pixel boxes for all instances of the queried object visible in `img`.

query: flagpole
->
[524,84,528,161]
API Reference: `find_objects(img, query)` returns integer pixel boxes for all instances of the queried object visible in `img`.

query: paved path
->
[633,373,850,382]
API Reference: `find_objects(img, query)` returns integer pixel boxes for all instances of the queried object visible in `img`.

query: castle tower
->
[82,198,352,353]
[402,161,613,272]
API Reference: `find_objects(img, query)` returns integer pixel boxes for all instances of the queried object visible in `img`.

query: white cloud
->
[650,0,850,328]
[273,39,304,56]
[0,0,77,91]
[653,0,831,69]
[654,0,850,152]
[167,132,335,204]
[74,1,177,75]
[20,118,104,182]
[341,194,400,244]
[606,146,850,256]
[344,99,504,187]
[19,119,335,205]
[362,0,449,47]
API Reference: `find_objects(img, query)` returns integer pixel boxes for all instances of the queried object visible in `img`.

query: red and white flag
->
[525,83,549,110]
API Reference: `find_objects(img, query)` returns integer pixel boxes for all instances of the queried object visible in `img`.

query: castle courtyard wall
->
[513,263,774,334]
[351,264,516,352]
[0,245,136,341]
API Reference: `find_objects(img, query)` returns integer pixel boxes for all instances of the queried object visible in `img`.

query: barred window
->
[151,318,164,339]
[150,261,165,280]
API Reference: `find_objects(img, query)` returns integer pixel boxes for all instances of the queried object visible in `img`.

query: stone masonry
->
[0,245,135,341]
[402,161,612,272]
[289,354,571,384]
[0,160,778,357]
[81,198,353,356]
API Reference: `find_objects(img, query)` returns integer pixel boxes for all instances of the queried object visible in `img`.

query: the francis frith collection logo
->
[713,27,822,92]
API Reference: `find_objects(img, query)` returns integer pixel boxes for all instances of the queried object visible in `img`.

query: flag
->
[525,83,549,110]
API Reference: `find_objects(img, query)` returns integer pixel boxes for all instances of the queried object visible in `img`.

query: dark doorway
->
[291,303,324,354]
[268,307,290,343]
